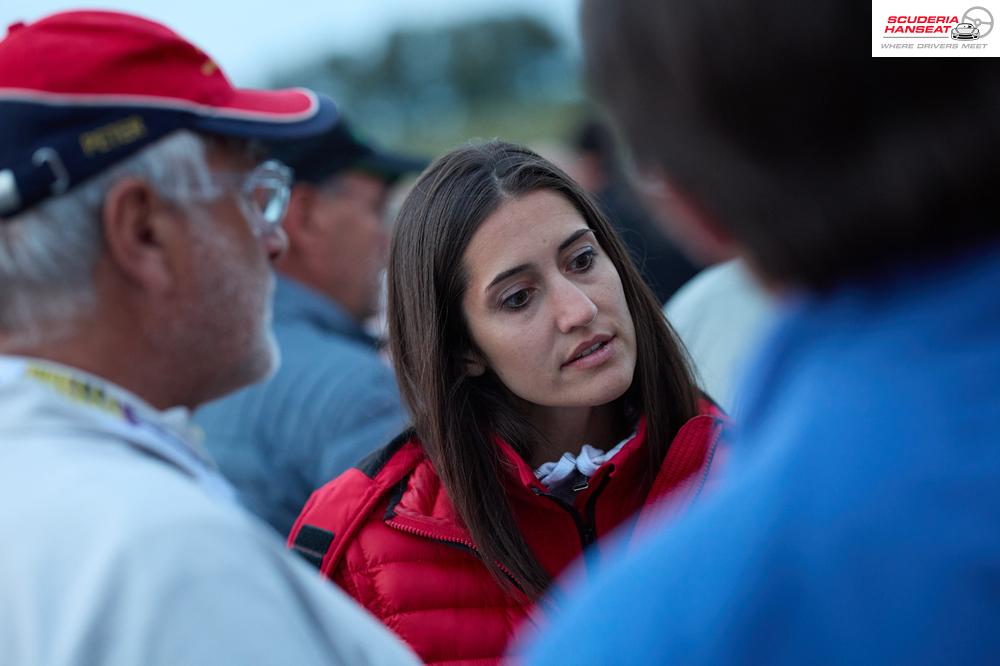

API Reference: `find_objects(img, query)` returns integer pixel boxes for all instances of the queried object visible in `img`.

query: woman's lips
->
[562,336,616,370]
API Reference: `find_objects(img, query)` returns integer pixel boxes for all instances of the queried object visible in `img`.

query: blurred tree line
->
[271,14,586,155]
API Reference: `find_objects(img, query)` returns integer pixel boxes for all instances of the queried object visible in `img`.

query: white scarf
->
[534,431,636,499]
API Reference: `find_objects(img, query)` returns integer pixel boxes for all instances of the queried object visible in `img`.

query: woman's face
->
[461,190,637,412]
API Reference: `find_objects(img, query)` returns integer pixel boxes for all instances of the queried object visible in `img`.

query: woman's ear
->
[464,352,486,377]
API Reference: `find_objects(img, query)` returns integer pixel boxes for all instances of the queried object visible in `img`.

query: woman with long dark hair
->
[290,141,725,664]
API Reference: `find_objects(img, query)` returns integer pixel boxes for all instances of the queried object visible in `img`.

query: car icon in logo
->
[951,22,981,38]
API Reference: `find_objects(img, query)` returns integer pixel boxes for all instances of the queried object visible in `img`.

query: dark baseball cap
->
[269,117,428,186]
[0,10,340,219]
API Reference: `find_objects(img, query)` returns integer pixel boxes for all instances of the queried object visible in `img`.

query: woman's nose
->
[554,280,598,333]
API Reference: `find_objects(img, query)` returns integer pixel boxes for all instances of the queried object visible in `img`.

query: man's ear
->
[280,185,323,253]
[282,185,310,233]
[100,177,177,292]
[638,170,739,266]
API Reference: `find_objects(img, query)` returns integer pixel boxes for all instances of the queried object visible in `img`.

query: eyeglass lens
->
[244,164,291,232]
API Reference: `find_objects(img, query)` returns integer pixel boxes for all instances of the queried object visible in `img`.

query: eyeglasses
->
[210,160,292,237]
[162,160,293,237]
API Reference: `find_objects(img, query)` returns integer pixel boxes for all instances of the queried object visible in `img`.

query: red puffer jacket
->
[289,407,726,665]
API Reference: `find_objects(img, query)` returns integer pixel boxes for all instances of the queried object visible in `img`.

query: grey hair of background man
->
[0,131,213,343]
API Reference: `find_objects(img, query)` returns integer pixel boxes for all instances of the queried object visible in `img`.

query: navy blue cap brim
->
[0,92,340,218]
[268,113,428,185]
[354,151,429,183]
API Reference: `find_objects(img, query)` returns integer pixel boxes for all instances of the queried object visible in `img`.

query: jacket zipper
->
[385,519,527,594]
[531,470,612,566]
[583,473,612,544]
[686,421,724,505]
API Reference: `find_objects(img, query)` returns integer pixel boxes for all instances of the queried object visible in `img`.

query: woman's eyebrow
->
[487,263,532,291]
[485,228,594,292]
[557,228,593,252]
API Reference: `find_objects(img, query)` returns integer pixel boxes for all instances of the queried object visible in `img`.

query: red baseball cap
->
[0,10,339,218]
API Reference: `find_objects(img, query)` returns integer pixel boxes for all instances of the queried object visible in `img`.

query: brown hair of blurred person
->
[581,0,1000,290]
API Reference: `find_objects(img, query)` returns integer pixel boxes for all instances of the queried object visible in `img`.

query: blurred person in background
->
[196,119,426,536]
[0,10,416,665]
[569,119,772,413]
[568,118,700,303]
[663,258,776,414]
[525,0,1000,663]
[289,141,726,665]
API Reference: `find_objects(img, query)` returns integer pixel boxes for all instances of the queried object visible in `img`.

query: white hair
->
[0,130,215,341]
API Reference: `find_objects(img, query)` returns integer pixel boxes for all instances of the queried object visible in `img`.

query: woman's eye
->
[569,248,596,272]
[501,289,532,311]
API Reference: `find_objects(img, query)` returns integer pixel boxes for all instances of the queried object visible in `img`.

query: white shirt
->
[0,356,418,666]
[664,259,776,414]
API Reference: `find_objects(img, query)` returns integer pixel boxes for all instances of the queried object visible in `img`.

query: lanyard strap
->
[0,357,237,504]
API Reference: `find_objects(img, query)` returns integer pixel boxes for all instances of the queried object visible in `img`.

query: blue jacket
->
[525,240,1000,665]
[196,276,408,536]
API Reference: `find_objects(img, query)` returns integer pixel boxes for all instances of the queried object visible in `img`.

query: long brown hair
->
[387,141,698,599]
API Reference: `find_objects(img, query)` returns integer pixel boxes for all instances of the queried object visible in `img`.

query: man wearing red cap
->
[0,10,416,665]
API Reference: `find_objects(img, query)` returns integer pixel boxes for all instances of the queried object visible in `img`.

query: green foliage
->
[271,14,586,155]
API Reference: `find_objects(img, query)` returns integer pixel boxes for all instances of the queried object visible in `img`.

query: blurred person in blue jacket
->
[196,119,426,536]
[522,0,1000,664]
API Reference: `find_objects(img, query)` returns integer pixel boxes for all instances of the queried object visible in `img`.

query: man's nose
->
[261,226,288,262]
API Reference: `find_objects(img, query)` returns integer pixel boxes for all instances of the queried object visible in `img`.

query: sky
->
[0,0,581,86]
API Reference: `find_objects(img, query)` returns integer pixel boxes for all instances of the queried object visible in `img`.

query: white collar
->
[534,430,636,500]
[0,355,236,503]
